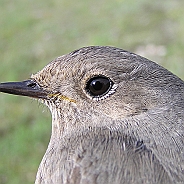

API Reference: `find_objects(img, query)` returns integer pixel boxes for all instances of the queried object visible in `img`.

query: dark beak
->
[0,79,47,99]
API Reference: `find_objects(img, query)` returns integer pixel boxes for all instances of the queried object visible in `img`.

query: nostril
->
[27,81,37,88]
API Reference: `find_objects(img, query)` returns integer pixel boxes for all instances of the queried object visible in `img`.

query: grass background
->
[0,0,184,183]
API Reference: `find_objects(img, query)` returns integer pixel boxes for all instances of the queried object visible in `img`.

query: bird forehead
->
[31,46,155,90]
[32,57,114,81]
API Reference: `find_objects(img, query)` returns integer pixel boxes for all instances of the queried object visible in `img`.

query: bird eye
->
[86,76,113,97]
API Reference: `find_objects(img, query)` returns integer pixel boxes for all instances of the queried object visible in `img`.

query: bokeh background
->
[0,0,184,183]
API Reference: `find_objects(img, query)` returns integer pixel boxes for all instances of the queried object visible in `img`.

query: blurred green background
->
[0,0,184,183]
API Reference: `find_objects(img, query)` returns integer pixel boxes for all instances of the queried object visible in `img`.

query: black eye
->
[86,76,113,97]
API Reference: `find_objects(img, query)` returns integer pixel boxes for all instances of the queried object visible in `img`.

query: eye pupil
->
[92,81,103,90]
[86,76,113,97]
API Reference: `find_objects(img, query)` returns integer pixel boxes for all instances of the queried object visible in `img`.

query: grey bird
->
[0,46,184,184]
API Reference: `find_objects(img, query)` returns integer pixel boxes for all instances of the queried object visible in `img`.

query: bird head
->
[0,46,183,138]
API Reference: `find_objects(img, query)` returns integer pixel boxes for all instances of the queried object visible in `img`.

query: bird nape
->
[0,46,184,184]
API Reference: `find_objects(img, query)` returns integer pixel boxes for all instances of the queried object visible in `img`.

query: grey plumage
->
[0,46,184,184]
